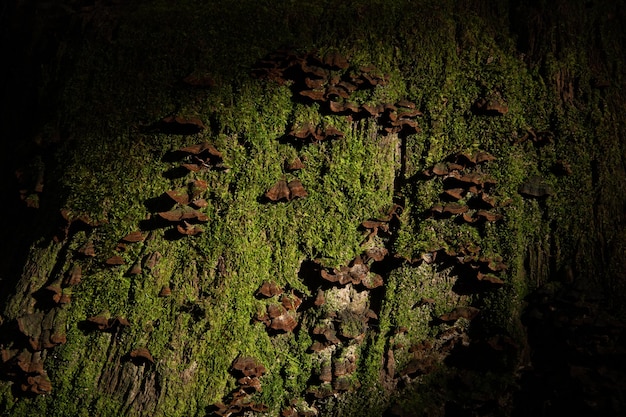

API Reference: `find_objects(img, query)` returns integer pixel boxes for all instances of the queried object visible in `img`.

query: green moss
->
[2,0,626,416]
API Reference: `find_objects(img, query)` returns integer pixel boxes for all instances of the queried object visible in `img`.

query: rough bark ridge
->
[1,1,625,416]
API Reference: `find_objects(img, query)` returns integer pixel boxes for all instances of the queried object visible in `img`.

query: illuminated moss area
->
[1,1,625,416]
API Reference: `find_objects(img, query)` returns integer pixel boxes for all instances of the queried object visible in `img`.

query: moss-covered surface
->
[1,0,625,416]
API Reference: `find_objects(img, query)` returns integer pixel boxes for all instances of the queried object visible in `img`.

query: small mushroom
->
[256,281,283,298]
[265,180,291,202]
[176,221,204,236]
[120,231,145,243]
[287,179,308,199]
[105,255,126,266]
[285,157,305,171]
[157,206,209,222]
[130,347,154,364]
[232,356,266,377]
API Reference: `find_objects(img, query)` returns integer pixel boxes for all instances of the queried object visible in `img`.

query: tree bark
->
[1,1,625,416]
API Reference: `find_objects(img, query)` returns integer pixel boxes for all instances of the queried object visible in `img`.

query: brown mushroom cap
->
[256,281,283,298]
[130,347,154,364]
[287,179,308,199]
[120,231,145,243]
[265,180,290,201]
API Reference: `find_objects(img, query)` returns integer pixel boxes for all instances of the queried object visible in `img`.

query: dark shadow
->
[143,194,175,214]
[162,165,190,180]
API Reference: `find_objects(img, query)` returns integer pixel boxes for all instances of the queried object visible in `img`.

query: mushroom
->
[157,206,209,222]
[285,157,305,171]
[120,231,145,243]
[130,347,154,364]
[256,281,283,298]
[105,255,126,266]
[265,179,307,202]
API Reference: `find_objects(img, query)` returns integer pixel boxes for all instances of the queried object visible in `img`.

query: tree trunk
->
[1,1,625,416]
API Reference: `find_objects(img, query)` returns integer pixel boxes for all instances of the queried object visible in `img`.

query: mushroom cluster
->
[422,151,503,224]
[418,245,508,287]
[252,48,421,135]
[211,356,268,416]
[0,350,51,395]
[254,281,302,333]
[318,255,384,290]
[174,141,225,172]
[286,123,345,145]
[265,178,308,202]
[0,250,88,395]
[0,300,72,394]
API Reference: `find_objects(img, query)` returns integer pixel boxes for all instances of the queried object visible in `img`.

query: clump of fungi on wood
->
[211,356,268,416]
[265,178,308,202]
[422,150,504,224]
[252,48,421,135]
[254,281,302,333]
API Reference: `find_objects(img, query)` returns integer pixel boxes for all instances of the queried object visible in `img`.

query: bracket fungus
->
[256,281,283,298]
[172,141,225,171]
[120,230,145,243]
[211,356,268,416]
[157,206,209,222]
[129,347,155,365]
[265,179,307,202]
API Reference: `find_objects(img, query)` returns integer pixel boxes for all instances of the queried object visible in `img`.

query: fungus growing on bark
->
[120,231,145,243]
[127,260,142,276]
[142,251,161,271]
[256,281,283,298]
[105,255,125,266]
[474,210,503,222]
[157,206,209,222]
[232,356,266,378]
[442,188,465,201]
[442,203,469,215]
[176,142,224,171]
[16,311,66,351]
[285,156,305,171]
[472,93,508,115]
[176,221,204,236]
[130,347,154,364]
[270,312,298,332]
[212,356,269,416]
[265,179,307,202]
[257,303,299,333]
[43,285,71,305]
[476,272,505,285]
[322,50,349,70]
[21,374,52,395]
